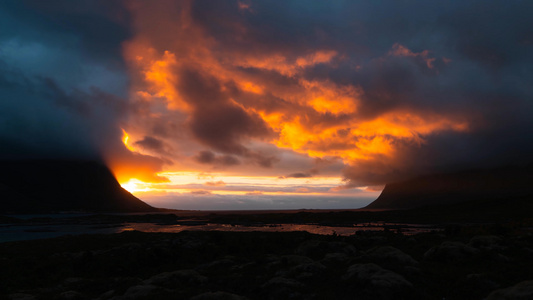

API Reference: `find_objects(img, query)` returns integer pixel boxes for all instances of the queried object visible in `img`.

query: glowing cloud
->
[119,1,471,189]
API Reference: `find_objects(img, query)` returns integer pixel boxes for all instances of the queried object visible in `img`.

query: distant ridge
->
[365,164,533,210]
[0,160,158,213]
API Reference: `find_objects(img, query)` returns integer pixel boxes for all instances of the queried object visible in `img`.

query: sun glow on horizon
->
[118,171,380,200]
[120,178,152,193]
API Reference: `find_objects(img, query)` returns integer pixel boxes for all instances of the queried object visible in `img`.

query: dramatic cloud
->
[1,1,532,208]
[0,0,167,183]
[121,0,533,187]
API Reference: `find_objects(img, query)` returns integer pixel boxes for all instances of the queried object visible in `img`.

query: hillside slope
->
[0,160,157,213]
[366,165,533,210]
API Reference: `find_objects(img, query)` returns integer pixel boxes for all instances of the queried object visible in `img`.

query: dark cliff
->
[366,165,533,210]
[0,160,157,213]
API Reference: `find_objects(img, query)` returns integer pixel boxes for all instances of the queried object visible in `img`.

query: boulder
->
[8,294,37,300]
[295,240,356,259]
[190,291,248,300]
[469,235,505,251]
[279,255,314,267]
[321,252,351,266]
[288,262,327,281]
[424,241,479,262]
[365,246,418,266]
[486,280,533,300]
[262,277,305,300]
[343,263,413,290]
[58,291,88,300]
[112,284,168,300]
[144,269,208,288]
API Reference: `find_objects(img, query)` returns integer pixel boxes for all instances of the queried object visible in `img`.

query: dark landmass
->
[0,160,157,213]
[177,197,533,225]
[366,164,533,210]
[3,163,533,299]
[2,228,533,300]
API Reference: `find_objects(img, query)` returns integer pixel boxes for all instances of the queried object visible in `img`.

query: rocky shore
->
[2,225,533,300]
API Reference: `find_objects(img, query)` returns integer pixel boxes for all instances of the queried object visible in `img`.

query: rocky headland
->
[0,160,157,213]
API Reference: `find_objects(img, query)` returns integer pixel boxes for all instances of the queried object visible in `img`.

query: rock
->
[294,240,328,259]
[262,277,305,299]
[365,246,418,266]
[424,241,479,262]
[458,273,499,293]
[272,255,318,279]
[469,235,505,251]
[58,291,88,300]
[263,277,306,289]
[230,261,257,272]
[198,257,237,271]
[8,294,37,300]
[289,262,327,280]
[144,269,208,288]
[343,263,413,290]
[486,280,533,300]
[63,277,86,286]
[295,240,356,259]
[279,255,314,267]
[112,284,168,300]
[520,247,533,256]
[321,252,350,266]
[403,266,423,277]
[172,236,211,250]
[368,236,388,244]
[190,291,248,300]
[96,290,115,300]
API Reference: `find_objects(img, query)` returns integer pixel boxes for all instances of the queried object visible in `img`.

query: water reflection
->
[0,222,440,243]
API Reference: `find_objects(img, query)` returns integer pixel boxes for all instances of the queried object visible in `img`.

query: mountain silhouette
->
[0,160,157,213]
[366,164,533,210]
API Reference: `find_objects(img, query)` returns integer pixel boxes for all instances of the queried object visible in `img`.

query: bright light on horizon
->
[118,171,382,209]
[121,178,152,193]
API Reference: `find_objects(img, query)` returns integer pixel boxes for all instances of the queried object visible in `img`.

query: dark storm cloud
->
[286,172,313,179]
[178,68,273,155]
[134,136,165,152]
[186,0,533,185]
[0,0,132,159]
[3,0,533,188]
[0,1,167,182]
[194,151,241,166]
[0,0,132,66]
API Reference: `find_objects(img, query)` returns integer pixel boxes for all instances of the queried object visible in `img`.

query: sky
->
[1,0,532,210]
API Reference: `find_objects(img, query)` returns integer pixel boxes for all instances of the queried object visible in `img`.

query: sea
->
[0,213,441,243]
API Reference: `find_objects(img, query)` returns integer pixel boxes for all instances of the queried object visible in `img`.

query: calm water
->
[0,221,440,243]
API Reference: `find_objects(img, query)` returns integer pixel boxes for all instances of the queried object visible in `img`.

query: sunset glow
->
[121,129,136,152]
[108,1,476,208]
[3,1,530,210]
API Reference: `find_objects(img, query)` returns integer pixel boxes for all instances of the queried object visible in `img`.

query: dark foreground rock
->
[2,228,533,300]
[486,280,533,300]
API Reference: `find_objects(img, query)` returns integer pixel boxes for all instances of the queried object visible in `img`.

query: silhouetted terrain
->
[3,228,533,300]
[366,164,533,210]
[0,160,157,213]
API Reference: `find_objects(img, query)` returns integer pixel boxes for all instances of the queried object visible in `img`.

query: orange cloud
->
[235,50,337,77]
[118,2,471,187]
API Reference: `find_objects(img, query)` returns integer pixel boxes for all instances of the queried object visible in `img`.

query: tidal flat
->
[2,221,533,300]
